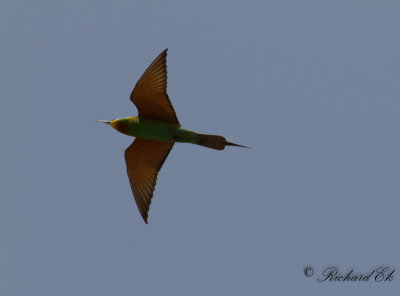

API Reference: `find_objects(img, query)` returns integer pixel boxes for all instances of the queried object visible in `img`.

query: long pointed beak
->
[95,120,111,124]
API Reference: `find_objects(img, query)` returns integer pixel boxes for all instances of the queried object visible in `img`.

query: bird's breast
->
[112,117,176,142]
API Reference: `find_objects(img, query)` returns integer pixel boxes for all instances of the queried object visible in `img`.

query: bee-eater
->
[97,49,248,223]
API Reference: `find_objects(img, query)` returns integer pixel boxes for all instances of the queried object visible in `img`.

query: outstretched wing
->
[130,49,180,125]
[124,138,174,223]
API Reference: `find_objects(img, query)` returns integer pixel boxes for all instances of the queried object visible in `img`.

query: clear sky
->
[1,1,400,295]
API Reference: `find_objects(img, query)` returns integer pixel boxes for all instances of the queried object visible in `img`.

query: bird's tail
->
[196,133,250,150]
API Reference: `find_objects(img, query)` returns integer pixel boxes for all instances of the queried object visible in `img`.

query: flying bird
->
[97,49,248,223]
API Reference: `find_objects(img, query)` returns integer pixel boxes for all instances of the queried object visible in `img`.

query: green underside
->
[112,116,200,143]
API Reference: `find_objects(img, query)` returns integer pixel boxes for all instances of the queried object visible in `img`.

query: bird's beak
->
[95,120,111,124]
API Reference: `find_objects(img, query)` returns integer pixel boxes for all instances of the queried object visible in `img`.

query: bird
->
[97,49,248,223]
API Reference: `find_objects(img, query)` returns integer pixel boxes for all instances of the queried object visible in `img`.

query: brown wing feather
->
[124,138,174,223]
[130,49,180,125]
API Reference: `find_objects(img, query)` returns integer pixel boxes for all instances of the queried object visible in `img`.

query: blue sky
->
[1,1,400,295]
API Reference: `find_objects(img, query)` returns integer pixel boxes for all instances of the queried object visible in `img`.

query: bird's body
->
[110,116,178,142]
[107,116,245,148]
[109,116,194,143]
[97,49,248,223]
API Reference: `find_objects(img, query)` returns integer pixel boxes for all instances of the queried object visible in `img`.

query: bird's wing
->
[130,49,180,125]
[124,138,174,223]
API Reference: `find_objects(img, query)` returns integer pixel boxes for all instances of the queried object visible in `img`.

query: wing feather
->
[130,49,180,125]
[124,138,174,223]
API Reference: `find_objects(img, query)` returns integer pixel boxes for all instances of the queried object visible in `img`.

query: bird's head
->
[96,118,130,135]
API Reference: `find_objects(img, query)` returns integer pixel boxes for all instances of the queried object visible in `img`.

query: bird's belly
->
[133,118,175,142]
